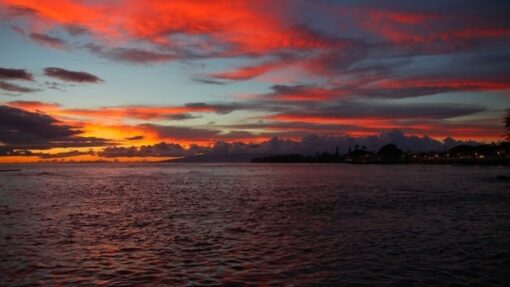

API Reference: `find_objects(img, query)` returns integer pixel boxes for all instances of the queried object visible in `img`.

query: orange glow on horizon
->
[0,155,179,164]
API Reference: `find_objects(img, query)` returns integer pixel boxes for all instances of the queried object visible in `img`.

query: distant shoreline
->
[250,160,510,166]
[1,161,509,166]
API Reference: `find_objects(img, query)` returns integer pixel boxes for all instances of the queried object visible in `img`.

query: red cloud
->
[1,0,333,56]
[1,1,508,149]
[265,114,502,141]
[355,8,510,45]
[209,61,287,81]
[271,86,338,101]
[364,9,439,25]
[376,78,510,91]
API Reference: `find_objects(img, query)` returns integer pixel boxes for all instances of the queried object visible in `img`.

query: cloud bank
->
[43,67,103,83]
[0,105,112,154]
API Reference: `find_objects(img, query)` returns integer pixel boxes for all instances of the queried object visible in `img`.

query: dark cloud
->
[44,80,65,90]
[44,67,103,83]
[99,142,187,158]
[0,147,33,157]
[125,135,144,141]
[86,44,177,64]
[64,25,89,36]
[442,136,480,149]
[293,101,485,120]
[0,81,38,93]
[0,67,33,81]
[359,86,454,99]
[184,102,210,108]
[192,77,227,85]
[0,105,112,153]
[36,150,95,159]
[0,5,37,18]
[5,149,97,159]
[140,123,264,143]
[166,113,200,120]
[265,73,510,100]
[271,84,308,95]
[9,25,67,50]
[304,43,371,75]
[263,84,340,101]
[185,102,248,114]
[29,33,66,49]
[215,130,264,140]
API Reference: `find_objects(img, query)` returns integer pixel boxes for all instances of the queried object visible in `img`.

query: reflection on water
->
[0,163,509,286]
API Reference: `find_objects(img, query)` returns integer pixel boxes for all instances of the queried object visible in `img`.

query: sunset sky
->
[1,0,509,162]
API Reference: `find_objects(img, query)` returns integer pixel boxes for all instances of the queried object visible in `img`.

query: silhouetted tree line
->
[252,142,510,165]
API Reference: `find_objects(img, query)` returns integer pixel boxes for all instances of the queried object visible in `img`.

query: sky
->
[0,0,509,162]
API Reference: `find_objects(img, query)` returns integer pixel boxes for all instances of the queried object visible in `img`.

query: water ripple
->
[0,163,509,286]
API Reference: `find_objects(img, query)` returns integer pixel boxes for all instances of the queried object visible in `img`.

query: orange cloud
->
[7,100,60,111]
[62,106,212,121]
[6,101,217,122]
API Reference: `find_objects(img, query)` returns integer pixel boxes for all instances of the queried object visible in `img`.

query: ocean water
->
[0,163,509,286]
